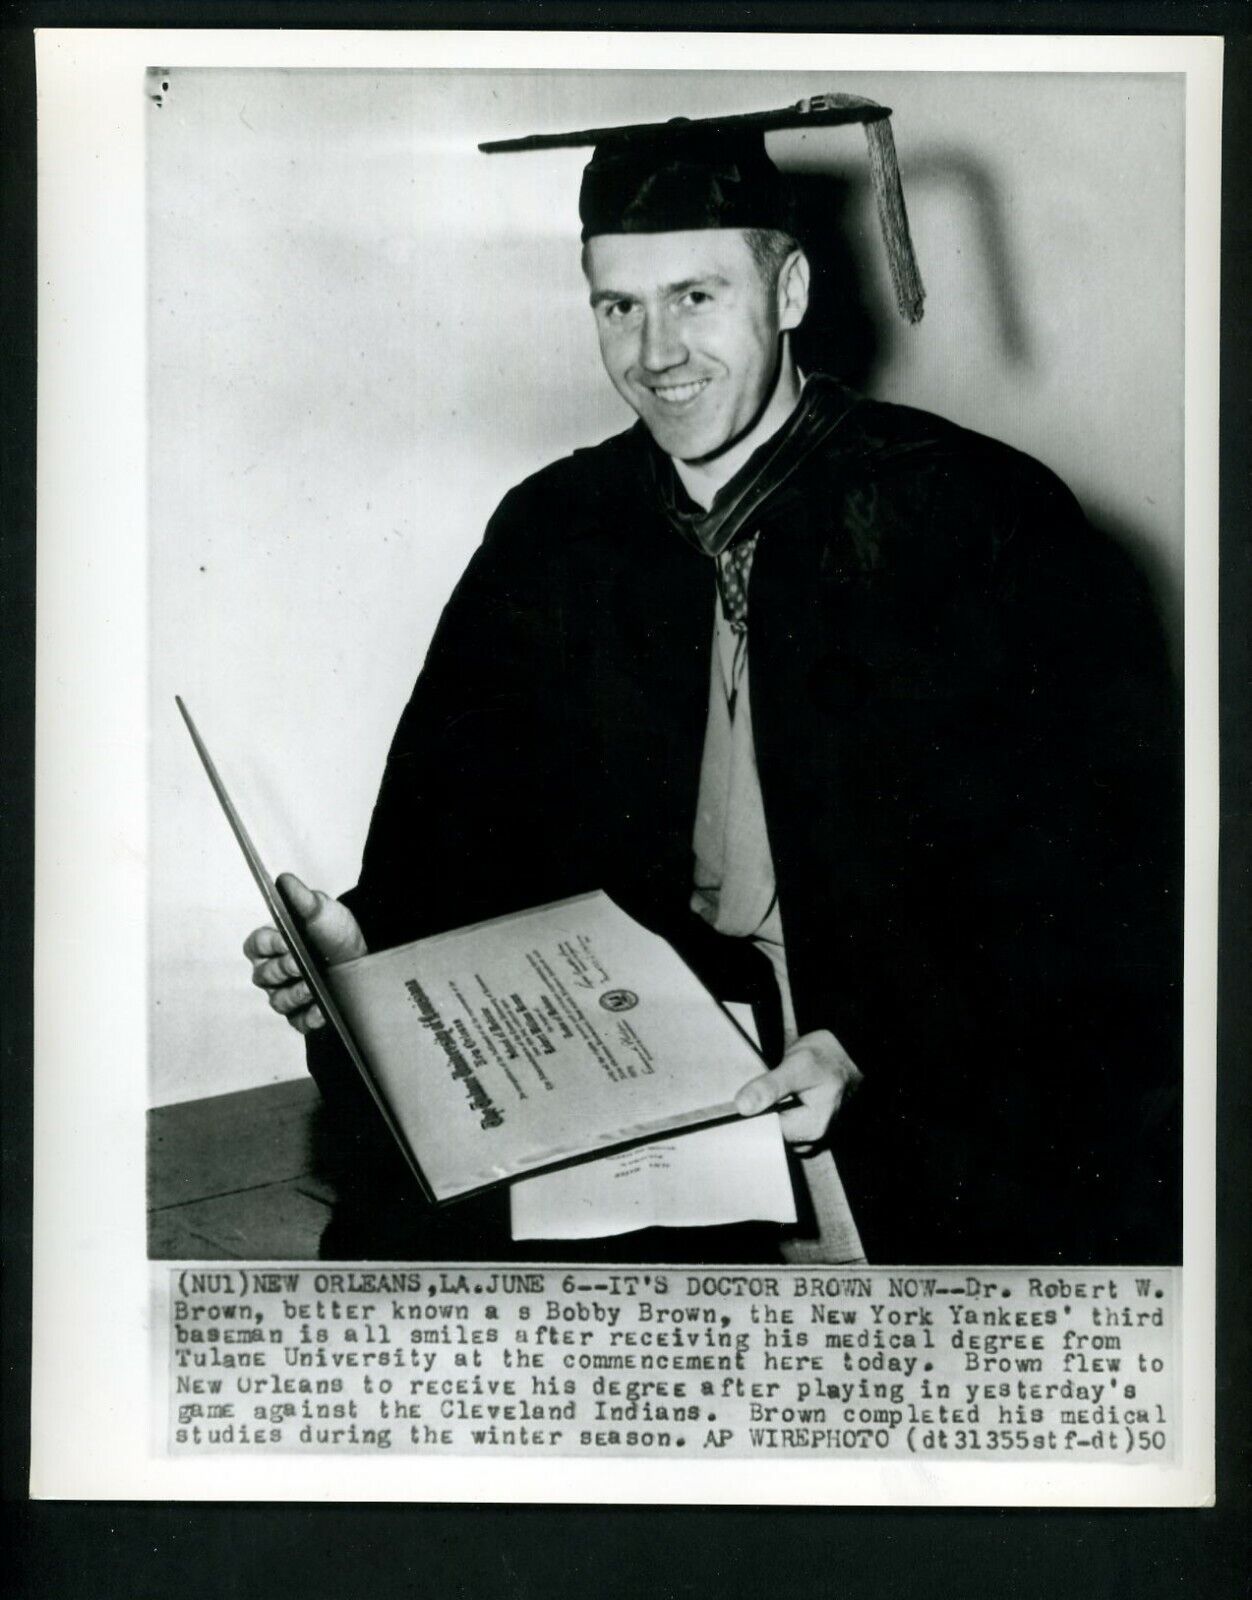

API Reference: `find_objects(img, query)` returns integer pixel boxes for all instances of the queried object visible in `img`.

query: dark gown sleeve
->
[826,460,1182,1265]
[306,480,593,1110]
[350,484,596,947]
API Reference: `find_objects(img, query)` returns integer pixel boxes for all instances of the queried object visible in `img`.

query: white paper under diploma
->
[509,1115,797,1239]
[509,1003,797,1238]
[328,891,777,1201]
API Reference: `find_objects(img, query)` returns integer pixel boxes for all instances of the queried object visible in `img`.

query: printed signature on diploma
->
[557,934,611,990]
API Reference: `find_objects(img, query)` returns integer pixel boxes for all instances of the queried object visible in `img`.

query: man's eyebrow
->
[665,275,731,294]
[588,274,731,307]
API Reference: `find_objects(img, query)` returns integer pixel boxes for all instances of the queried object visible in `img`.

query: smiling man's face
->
[584,229,807,463]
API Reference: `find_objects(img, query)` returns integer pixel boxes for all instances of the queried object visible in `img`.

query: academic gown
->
[309,377,1182,1267]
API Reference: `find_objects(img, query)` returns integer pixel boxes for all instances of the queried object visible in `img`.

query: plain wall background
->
[149,68,1184,1106]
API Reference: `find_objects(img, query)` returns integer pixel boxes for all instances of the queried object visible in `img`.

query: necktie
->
[715,533,759,632]
[714,534,758,719]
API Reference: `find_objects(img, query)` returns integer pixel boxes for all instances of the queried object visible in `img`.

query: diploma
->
[180,696,786,1209]
[329,891,776,1201]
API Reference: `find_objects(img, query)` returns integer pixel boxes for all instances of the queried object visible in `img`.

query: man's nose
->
[639,310,687,373]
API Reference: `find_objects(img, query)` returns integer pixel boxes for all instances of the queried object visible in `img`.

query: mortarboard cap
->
[481,93,924,324]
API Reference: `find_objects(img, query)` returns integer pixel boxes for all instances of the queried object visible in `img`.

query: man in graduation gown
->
[244,97,1181,1266]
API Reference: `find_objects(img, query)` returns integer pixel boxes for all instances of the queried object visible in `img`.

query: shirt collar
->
[647,373,857,557]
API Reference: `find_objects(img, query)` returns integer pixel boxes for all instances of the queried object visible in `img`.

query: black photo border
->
[4,4,1248,1596]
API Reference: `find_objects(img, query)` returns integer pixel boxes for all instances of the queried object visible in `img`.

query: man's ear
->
[777,248,811,334]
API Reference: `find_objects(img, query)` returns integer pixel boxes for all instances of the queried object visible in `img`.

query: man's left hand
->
[734,1029,862,1148]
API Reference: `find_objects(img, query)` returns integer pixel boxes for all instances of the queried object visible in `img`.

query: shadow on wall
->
[790,167,1180,682]
[788,165,1031,388]
[899,151,1034,368]
[788,173,883,393]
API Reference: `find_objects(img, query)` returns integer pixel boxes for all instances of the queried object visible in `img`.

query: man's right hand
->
[243,873,368,1034]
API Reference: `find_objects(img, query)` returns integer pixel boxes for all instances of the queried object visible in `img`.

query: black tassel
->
[864,117,925,324]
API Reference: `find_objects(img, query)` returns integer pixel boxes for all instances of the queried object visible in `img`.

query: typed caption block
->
[162,1266,1177,1460]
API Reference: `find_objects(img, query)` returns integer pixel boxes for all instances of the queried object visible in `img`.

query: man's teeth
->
[652,380,710,405]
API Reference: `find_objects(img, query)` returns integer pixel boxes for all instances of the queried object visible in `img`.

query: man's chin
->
[640,414,725,461]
